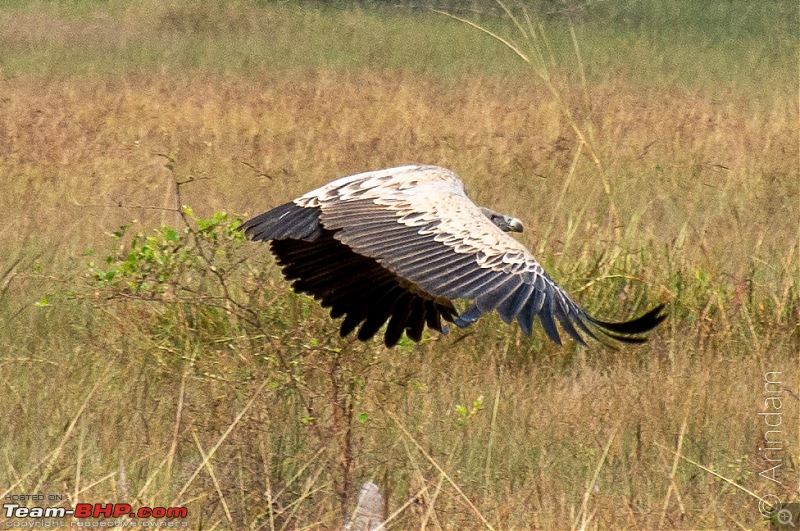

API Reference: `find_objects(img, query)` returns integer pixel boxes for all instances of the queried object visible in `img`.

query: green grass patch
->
[0,0,795,98]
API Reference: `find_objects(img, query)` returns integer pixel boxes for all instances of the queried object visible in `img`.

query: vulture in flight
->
[242,165,666,348]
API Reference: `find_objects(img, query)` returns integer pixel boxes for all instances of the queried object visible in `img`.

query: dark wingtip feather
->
[384,294,413,348]
[341,312,364,339]
[357,291,401,342]
[537,298,562,345]
[405,300,427,342]
[552,298,588,347]
[454,305,483,328]
[242,202,323,242]
[516,312,533,336]
[512,281,665,346]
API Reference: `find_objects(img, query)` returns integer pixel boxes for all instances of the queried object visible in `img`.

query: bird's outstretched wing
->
[242,165,666,347]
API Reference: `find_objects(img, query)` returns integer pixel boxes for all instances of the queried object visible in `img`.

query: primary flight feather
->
[242,165,666,348]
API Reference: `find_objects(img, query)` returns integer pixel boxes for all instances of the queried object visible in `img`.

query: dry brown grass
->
[2,70,795,259]
[1,2,799,530]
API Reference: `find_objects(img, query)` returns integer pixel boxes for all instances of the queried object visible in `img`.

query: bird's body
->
[242,165,665,347]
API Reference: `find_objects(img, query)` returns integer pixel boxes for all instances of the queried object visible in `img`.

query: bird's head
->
[480,207,524,233]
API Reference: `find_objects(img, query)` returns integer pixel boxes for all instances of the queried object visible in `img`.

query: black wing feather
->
[242,201,323,241]
[256,203,456,347]
[536,297,562,345]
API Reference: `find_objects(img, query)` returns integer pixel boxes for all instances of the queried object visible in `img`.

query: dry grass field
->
[1,1,798,529]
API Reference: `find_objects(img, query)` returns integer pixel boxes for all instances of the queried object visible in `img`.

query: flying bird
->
[242,165,666,348]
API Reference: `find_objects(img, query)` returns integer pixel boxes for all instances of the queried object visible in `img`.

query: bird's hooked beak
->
[505,215,524,233]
